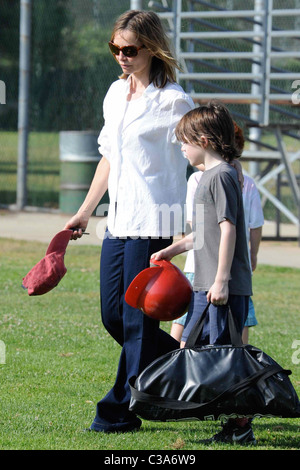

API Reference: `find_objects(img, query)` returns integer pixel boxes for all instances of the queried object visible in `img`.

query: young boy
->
[151,101,255,445]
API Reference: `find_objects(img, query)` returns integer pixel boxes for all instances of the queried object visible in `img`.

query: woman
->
[64,10,194,433]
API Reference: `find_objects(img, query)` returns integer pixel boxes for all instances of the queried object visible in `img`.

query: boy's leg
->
[181,293,255,445]
[207,296,256,445]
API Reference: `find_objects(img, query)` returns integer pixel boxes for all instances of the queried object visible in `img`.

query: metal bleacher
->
[149,0,300,242]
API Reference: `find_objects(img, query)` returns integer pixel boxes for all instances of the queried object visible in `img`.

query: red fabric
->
[22,230,72,296]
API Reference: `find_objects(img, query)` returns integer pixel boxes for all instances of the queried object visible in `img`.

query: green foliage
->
[30,0,120,131]
[0,0,128,132]
[0,0,20,62]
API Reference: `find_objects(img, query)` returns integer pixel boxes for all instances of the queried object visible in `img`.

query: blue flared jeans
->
[90,230,179,432]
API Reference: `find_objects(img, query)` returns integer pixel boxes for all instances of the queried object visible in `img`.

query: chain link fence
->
[1,0,132,208]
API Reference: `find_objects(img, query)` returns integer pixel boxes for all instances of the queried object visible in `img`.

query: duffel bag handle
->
[185,302,243,348]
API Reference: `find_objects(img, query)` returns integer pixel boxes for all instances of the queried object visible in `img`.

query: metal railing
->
[155,0,300,126]
[149,0,300,242]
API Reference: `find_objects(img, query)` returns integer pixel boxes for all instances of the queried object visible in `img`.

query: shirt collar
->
[125,75,161,101]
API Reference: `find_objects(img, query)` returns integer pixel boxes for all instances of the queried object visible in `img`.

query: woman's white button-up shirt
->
[98,77,194,238]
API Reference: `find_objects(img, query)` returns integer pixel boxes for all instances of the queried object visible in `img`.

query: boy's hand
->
[207,280,229,306]
[150,249,173,262]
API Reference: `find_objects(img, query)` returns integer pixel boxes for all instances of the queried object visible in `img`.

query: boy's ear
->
[200,135,209,148]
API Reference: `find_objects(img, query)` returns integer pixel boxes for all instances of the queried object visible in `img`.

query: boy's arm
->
[249,226,262,271]
[151,233,194,261]
[207,219,236,305]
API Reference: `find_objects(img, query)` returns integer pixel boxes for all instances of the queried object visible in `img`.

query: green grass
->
[0,238,299,450]
[0,131,60,207]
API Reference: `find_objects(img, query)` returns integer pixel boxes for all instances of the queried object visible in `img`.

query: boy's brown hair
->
[175,100,241,162]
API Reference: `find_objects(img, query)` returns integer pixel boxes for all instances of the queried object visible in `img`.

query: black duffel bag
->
[129,303,300,422]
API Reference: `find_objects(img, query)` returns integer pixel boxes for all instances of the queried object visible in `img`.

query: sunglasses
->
[108,41,145,58]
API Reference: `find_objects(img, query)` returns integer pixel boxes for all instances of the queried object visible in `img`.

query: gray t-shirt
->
[193,162,252,295]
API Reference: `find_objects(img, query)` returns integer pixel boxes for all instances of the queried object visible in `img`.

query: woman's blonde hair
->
[175,100,241,162]
[111,10,180,88]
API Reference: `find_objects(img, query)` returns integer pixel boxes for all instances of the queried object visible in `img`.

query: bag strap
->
[184,302,210,348]
[185,302,243,348]
[129,365,291,412]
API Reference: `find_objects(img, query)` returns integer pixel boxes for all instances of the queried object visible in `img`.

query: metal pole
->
[130,0,143,9]
[16,0,32,210]
[249,0,264,177]
[175,0,181,83]
[260,0,272,126]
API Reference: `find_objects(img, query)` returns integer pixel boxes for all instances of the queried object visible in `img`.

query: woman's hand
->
[64,211,89,240]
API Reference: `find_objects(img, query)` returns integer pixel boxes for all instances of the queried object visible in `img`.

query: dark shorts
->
[181,291,249,344]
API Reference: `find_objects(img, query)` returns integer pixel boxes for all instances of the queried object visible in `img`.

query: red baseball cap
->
[22,229,73,296]
[125,259,192,321]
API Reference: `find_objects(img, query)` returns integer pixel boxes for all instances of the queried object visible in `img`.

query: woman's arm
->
[64,156,110,238]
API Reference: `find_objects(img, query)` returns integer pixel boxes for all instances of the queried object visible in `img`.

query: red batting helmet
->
[125,259,192,321]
